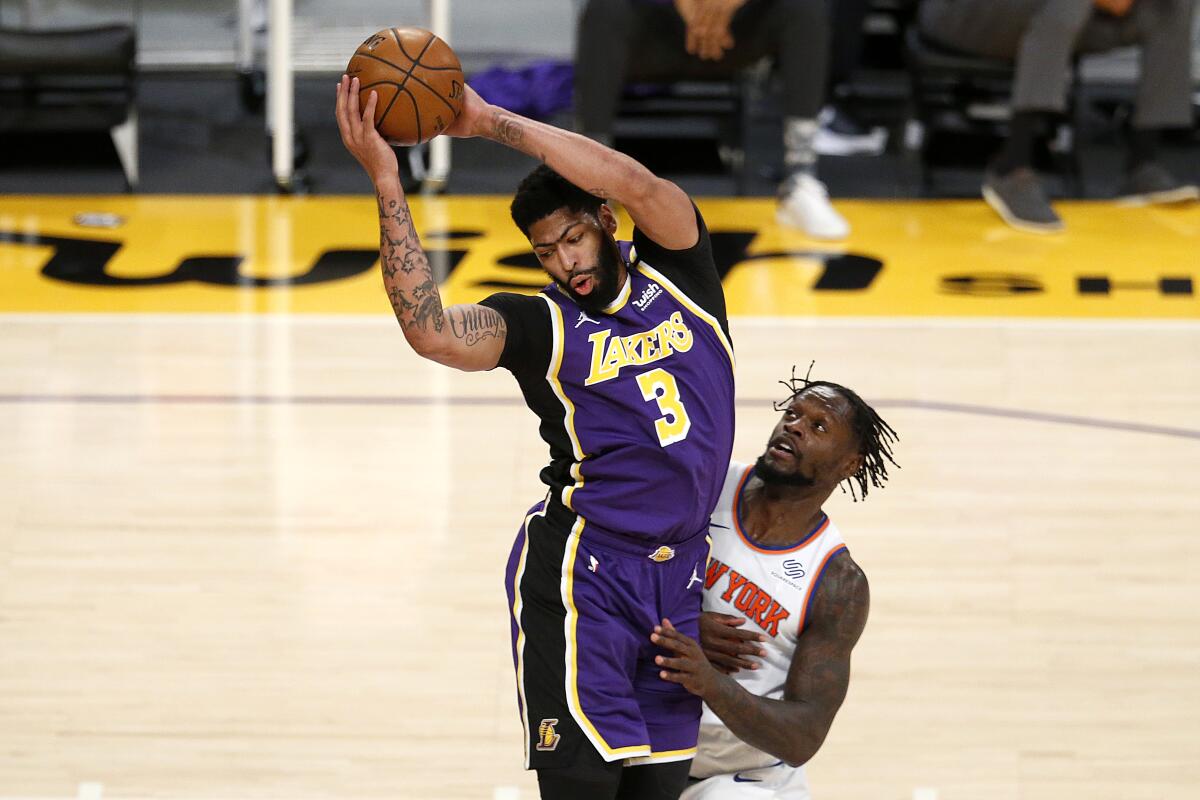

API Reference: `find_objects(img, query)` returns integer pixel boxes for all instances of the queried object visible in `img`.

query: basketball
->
[345,27,464,147]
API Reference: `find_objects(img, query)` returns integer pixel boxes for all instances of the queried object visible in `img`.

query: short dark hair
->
[510,164,605,237]
[775,364,900,501]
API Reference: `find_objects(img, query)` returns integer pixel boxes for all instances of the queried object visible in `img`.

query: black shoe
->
[815,106,888,156]
[1119,162,1200,205]
[982,168,1064,233]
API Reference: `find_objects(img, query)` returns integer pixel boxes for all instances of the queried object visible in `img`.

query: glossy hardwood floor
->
[2,313,1197,800]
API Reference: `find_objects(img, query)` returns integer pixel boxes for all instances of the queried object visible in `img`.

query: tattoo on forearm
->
[489,111,548,162]
[376,191,445,334]
[449,306,507,347]
[490,111,524,147]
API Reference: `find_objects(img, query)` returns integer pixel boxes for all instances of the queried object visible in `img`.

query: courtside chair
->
[903,25,1082,194]
[0,24,139,189]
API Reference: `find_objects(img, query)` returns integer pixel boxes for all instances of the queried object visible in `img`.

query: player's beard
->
[557,235,623,315]
[754,453,817,488]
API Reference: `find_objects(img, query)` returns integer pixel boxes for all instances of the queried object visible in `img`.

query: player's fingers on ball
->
[361,89,378,127]
[347,76,361,119]
[335,79,350,132]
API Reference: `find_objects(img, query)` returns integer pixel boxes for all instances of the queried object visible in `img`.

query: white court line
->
[492,787,522,800]
[76,785,102,800]
[913,788,940,800]
[1,312,1199,330]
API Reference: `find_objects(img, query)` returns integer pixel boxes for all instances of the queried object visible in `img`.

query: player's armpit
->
[415,303,508,372]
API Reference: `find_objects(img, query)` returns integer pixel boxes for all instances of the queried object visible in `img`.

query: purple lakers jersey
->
[483,208,735,546]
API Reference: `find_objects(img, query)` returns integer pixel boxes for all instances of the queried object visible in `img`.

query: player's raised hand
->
[699,611,767,674]
[652,618,724,698]
[335,75,398,184]
[443,83,490,139]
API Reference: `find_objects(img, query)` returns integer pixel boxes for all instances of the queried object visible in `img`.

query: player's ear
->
[597,203,618,236]
[839,453,864,483]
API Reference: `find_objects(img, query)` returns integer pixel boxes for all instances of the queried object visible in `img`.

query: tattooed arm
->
[445,84,698,250]
[375,179,506,369]
[653,555,869,767]
[337,75,507,371]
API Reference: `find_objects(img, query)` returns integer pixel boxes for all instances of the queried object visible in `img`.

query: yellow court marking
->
[0,195,1197,318]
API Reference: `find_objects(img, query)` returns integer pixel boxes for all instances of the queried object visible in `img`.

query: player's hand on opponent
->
[335,75,398,184]
[652,618,725,698]
[698,611,767,674]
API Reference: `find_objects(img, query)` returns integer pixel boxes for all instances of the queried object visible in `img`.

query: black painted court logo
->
[536,719,561,751]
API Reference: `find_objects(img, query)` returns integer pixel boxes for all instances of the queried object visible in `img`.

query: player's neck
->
[740,476,831,548]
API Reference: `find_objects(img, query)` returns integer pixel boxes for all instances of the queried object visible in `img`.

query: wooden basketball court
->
[1,196,1198,800]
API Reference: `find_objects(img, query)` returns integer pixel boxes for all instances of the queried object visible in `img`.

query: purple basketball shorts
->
[504,501,711,770]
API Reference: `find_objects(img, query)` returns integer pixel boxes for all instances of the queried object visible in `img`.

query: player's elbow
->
[402,328,451,363]
[780,731,827,768]
[619,171,667,208]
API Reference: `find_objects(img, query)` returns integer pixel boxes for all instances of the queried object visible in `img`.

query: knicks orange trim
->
[795,543,849,633]
[733,467,830,555]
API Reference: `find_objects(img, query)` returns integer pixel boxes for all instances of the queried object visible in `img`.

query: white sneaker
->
[814,106,889,157]
[776,174,850,240]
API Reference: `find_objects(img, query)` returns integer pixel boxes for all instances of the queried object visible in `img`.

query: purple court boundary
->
[1,393,1197,441]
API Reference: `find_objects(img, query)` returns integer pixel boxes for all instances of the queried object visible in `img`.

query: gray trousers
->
[918,0,1195,128]
[574,0,830,136]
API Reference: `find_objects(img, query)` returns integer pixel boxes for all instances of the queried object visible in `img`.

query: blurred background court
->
[1,1,1198,799]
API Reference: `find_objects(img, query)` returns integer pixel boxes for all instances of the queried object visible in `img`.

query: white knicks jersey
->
[691,462,848,780]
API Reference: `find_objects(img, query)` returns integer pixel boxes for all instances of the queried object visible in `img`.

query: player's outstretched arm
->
[446,85,698,251]
[336,75,506,371]
[653,556,869,767]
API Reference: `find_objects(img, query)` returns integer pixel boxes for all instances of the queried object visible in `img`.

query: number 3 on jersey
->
[636,368,691,447]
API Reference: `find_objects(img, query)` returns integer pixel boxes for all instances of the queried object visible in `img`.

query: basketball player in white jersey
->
[650,373,898,798]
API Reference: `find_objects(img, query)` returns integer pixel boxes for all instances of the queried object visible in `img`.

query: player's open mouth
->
[570,273,595,295]
[769,438,796,460]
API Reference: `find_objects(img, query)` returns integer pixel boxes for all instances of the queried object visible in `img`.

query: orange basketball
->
[346,27,464,146]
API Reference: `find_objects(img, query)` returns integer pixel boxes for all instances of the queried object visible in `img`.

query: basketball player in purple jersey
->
[336,77,735,798]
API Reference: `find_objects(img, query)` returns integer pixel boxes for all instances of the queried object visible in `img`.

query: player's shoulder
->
[480,290,551,319]
[825,548,867,588]
[479,291,552,374]
[631,202,713,271]
[708,462,751,535]
[718,461,751,506]
[813,548,869,621]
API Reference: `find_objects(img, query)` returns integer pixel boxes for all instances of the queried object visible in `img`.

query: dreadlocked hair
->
[774,363,899,502]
